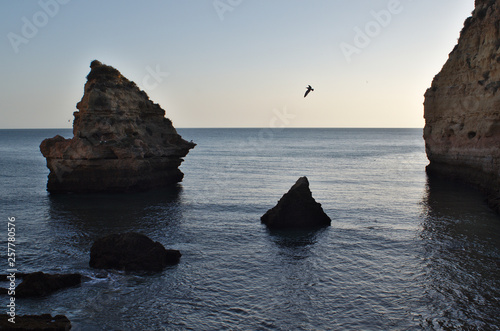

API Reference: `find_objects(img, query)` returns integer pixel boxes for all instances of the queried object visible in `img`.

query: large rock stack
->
[40,60,195,193]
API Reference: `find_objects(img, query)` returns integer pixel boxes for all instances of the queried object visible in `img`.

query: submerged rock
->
[89,232,181,272]
[423,0,500,211]
[15,272,82,298]
[261,177,331,229]
[40,60,195,193]
[0,314,71,330]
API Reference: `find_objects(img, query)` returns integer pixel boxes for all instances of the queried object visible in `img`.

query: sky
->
[0,0,475,129]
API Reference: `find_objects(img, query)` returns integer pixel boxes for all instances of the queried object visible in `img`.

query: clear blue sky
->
[0,0,474,128]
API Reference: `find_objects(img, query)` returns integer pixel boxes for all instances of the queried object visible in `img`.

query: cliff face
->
[423,0,500,211]
[40,60,195,193]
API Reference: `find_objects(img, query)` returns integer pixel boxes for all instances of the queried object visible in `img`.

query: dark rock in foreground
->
[0,314,71,330]
[261,177,331,229]
[15,272,82,298]
[89,232,181,272]
[40,60,195,193]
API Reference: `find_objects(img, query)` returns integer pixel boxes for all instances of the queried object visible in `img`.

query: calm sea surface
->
[0,128,499,330]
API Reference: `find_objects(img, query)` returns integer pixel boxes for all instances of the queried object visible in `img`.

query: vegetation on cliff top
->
[86,59,133,85]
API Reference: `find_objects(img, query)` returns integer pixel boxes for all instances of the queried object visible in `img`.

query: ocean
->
[0,128,499,330]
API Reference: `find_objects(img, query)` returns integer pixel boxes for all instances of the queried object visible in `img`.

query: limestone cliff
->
[40,60,195,193]
[423,0,500,211]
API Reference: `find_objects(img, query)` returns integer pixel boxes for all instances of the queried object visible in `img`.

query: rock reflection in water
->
[418,175,500,329]
[267,228,329,249]
[45,186,184,260]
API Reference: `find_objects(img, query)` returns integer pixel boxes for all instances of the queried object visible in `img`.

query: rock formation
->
[423,0,500,212]
[261,177,331,229]
[0,314,71,330]
[40,60,195,193]
[89,232,181,272]
[15,272,82,298]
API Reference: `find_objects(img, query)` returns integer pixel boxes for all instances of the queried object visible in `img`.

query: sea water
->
[0,128,499,330]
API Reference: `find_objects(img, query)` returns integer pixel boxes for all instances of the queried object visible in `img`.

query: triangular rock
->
[40,60,195,193]
[261,177,331,229]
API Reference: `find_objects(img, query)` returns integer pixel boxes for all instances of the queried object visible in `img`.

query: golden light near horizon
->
[0,0,474,129]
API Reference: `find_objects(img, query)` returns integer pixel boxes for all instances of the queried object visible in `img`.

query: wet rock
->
[261,177,331,229]
[15,272,82,298]
[0,314,71,330]
[89,232,181,272]
[40,60,195,193]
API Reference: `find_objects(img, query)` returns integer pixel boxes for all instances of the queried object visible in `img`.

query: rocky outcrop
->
[261,177,331,229]
[89,232,181,272]
[15,272,81,298]
[0,314,71,330]
[40,60,195,193]
[423,0,500,212]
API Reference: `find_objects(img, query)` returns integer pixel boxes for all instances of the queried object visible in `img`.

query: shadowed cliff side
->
[423,0,500,212]
[40,60,195,193]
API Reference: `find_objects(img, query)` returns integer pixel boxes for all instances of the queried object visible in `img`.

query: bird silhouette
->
[304,85,314,98]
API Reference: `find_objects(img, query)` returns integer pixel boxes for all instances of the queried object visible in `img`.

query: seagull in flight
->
[304,85,314,98]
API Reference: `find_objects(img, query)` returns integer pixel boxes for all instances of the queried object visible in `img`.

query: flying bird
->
[304,85,314,98]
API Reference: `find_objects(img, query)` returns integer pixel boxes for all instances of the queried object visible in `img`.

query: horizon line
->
[0,126,424,130]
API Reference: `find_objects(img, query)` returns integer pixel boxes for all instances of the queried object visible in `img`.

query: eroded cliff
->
[423,0,500,211]
[40,60,195,193]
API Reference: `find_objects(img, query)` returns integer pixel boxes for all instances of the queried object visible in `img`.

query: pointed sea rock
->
[261,177,331,229]
[40,60,195,193]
